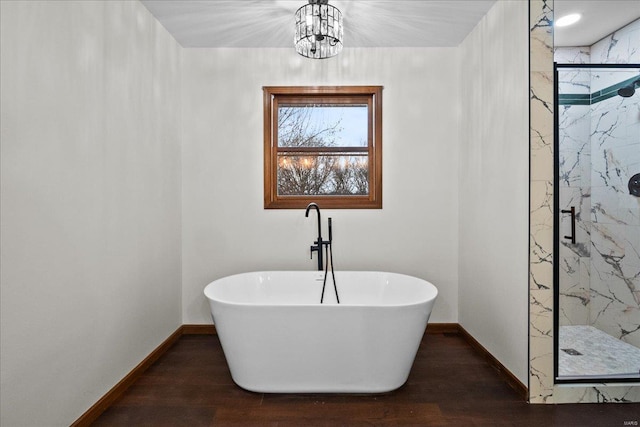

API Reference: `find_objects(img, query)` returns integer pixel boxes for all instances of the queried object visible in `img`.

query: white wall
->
[0,1,182,425]
[458,0,530,384]
[181,47,460,324]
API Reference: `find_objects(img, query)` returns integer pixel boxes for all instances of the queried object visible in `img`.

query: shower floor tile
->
[559,325,640,378]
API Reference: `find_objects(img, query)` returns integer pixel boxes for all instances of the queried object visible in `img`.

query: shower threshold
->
[558,325,640,380]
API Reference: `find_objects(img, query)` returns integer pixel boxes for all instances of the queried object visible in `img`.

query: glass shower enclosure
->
[554,64,640,382]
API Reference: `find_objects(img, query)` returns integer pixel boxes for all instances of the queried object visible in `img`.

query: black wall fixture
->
[629,173,640,197]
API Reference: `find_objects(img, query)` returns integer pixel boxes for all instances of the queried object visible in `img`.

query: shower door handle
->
[561,206,576,244]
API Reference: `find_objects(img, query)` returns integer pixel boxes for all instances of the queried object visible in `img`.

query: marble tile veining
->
[590,19,640,64]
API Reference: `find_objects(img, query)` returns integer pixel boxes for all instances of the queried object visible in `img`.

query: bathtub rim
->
[203,270,438,308]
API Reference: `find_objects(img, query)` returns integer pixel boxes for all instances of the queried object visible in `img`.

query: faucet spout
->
[305,202,324,271]
[305,202,322,243]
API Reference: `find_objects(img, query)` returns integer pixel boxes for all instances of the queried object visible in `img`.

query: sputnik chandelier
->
[294,0,343,59]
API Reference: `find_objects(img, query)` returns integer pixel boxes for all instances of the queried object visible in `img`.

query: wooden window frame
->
[263,86,383,209]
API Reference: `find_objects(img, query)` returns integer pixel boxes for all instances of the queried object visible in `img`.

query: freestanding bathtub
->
[203,271,438,393]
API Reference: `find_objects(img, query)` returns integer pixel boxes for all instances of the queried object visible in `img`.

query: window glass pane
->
[277,154,369,195]
[278,105,368,148]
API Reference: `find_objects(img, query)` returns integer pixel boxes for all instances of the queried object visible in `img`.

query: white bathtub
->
[203,271,438,393]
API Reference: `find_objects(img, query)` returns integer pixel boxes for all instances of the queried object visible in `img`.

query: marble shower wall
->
[557,67,640,347]
[555,18,640,350]
[589,70,640,347]
[590,25,640,351]
[557,79,591,328]
[529,0,555,403]
[591,19,640,64]
[555,49,591,330]
[529,1,640,403]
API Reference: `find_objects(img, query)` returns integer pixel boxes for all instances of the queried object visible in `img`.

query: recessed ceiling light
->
[555,13,581,27]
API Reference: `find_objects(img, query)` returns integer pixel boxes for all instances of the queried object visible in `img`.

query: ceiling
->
[554,1,640,47]
[140,0,495,47]
[141,0,640,49]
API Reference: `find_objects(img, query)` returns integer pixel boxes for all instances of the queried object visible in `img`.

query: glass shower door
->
[555,64,640,382]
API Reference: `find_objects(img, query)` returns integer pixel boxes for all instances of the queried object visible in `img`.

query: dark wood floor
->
[93,332,640,426]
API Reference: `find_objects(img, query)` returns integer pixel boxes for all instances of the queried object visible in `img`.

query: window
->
[263,86,382,209]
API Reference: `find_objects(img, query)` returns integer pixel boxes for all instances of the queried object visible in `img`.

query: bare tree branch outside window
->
[277,105,369,196]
